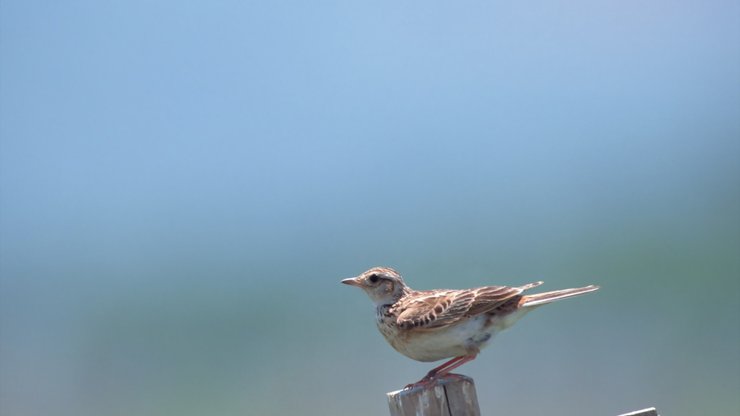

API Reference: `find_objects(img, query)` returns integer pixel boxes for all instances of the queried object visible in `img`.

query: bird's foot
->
[403,377,435,391]
[402,373,470,390]
[403,355,477,390]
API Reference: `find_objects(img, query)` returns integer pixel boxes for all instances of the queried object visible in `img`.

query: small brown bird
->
[341,266,599,387]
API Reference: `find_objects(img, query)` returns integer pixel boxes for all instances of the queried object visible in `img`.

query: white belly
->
[377,309,531,362]
[377,315,488,362]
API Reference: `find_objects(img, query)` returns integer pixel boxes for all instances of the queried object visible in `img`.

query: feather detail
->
[519,285,600,308]
[394,282,542,330]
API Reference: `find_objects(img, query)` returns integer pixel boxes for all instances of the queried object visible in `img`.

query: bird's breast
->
[375,310,495,362]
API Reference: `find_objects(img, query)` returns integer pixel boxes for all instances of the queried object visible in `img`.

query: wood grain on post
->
[387,375,480,416]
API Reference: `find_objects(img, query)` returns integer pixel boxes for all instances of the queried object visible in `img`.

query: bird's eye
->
[368,274,379,284]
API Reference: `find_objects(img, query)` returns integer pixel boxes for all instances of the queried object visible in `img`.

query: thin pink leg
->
[405,355,477,389]
[429,354,476,377]
[425,356,464,376]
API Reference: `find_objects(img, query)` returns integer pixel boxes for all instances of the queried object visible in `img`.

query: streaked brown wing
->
[395,285,523,330]
[465,285,524,315]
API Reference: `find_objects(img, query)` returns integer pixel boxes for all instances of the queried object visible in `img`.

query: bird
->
[341,266,599,388]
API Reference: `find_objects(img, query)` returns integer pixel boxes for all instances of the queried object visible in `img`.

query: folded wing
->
[395,282,542,330]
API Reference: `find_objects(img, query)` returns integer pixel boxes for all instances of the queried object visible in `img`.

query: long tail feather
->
[519,285,599,308]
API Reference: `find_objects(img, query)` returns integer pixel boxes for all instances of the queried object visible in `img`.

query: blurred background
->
[1,1,738,415]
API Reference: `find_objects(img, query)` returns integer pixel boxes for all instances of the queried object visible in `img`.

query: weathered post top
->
[387,375,480,416]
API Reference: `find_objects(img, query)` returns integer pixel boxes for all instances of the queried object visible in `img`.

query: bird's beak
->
[341,277,362,286]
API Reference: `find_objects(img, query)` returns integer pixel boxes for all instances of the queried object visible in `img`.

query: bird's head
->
[341,267,409,305]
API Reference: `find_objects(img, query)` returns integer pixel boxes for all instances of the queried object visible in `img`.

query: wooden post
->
[387,374,658,416]
[618,408,658,416]
[387,375,480,416]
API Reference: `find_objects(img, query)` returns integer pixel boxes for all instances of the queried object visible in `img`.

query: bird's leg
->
[428,354,476,378]
[404,355,477,390]
[424,356,467,379]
